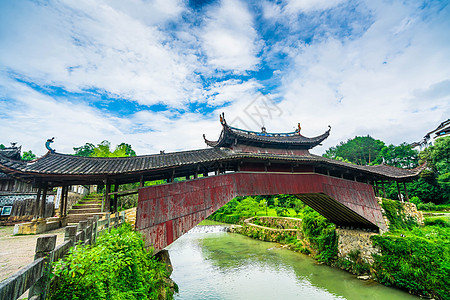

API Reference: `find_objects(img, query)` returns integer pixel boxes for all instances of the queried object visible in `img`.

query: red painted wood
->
[137,172,385,251]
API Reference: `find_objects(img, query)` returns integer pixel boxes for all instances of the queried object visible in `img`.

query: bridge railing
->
[0,211,126,300]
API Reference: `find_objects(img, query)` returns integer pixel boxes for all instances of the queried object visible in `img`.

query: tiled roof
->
[203,122,330,150]
[0,147,424,182]
[0,146,21,160]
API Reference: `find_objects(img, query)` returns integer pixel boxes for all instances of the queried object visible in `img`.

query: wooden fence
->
[0,211,126,300]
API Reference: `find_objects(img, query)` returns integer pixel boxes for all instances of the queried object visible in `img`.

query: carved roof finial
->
[219,112,227,125]
[46,137,55,153]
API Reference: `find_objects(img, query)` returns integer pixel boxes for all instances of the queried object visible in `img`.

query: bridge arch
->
[137,172,386,251]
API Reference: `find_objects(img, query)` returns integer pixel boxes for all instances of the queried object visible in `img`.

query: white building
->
[412,119,450,151]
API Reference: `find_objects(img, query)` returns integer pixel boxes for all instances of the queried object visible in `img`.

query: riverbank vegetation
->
[210,196,450,299]
[371,199,450,299]
[48,223,175,300]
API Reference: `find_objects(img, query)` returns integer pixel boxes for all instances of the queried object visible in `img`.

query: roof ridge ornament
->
[219,112,227,126]
[46,137,55,153]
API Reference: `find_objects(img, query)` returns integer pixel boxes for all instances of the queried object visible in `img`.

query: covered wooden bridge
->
[0,115,424,250]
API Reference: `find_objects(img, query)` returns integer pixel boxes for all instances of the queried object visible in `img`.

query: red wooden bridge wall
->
[136,172,385,251]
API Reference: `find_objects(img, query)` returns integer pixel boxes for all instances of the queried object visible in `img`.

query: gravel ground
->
[0,225,66,283]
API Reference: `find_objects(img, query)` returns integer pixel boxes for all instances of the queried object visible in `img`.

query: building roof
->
[0,145,21,160]
[0,146,425,186]
[0,118,425,186]
[426,119,450,137]
[203,114,330,150]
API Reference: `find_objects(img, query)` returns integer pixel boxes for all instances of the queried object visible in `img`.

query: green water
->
[166,226,418,300]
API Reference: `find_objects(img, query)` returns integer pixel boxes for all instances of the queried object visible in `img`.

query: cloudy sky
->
[1,0,449,156]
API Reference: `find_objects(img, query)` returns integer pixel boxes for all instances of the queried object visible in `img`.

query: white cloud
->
[0,75,219,156]
[274,1,450,153]
[200,0,261,72]
[0,0,200,107]
[284,0,346,14]
[0,0,449,159]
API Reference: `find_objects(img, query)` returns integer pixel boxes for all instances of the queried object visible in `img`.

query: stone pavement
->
[0,225,66,283]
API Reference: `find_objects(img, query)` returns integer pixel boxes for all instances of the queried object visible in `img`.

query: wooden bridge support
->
[137,172,386,252]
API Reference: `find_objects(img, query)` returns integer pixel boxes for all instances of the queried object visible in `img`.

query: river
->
[166,225,418,300]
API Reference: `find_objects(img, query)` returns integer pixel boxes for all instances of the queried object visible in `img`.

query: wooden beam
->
[108,188,139,196]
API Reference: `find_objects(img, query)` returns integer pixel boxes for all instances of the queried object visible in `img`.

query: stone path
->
[0,226,66,283]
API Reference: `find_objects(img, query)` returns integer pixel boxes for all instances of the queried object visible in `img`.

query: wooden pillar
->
[39,183,48,219]
[104,179,111,213]
[59,186,65,218]
[403,182,410,202]
[34,187,42,220]
[382,182,386,198]
[111,184,118,213]
[140,175,144,187]
[63,186,69,217]
[373,181,377,197]
[396,181,403,202]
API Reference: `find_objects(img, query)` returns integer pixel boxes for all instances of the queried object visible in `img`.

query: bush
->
[301,207,337,264]
[335,250,370,275]
[424,217,450,228]
[418,202,437,211]
[371,227,450,299]
[48,224,174,300]
[380,198,417,230]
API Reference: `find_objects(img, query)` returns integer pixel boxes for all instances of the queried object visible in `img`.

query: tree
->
[323,136,385,165]
[74,141,137,158]
[425,137,450,203]
[22,150,36,161]
[235,197,262,216]
[0,144,5,149]
[73,143,95,157]
[374,143,419,168]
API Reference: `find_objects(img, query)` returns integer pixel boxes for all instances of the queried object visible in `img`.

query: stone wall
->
[229,224,301,243]
[229,216,303,243]
[376,197,424,230]
[248,216,302,230]
[402,202,424,225]
[336,228,379,264]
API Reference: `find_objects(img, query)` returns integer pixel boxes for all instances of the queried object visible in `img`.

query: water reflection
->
[167,226,417,300]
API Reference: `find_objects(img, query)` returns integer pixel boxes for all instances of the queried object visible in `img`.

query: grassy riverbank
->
[48,223,175,300]
[209,196,450,299]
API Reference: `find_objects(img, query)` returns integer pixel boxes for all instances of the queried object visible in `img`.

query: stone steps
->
[66,212,106,224]
[66,194,105,224]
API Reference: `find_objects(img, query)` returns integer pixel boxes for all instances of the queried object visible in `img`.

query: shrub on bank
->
[301,207,337,264]
[48,223,175,300]
[371,227,450,300]
[369,199,450,299]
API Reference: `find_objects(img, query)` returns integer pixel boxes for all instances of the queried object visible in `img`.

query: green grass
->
[198,220,228,226]
[255,208,299,217]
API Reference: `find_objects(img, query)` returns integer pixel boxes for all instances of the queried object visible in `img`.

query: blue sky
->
[0,0,449,156]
